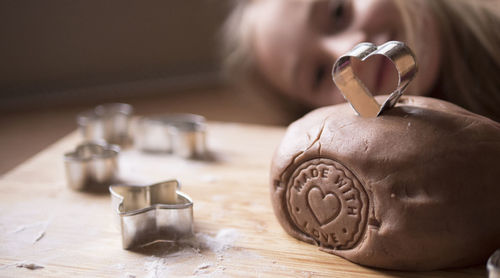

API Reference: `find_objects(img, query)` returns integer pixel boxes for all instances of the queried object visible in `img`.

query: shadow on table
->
[364,264,486,278]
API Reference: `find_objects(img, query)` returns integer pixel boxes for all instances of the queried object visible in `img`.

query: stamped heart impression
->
[332,41,417,117]
[308,187,341,225]
[286,159,369,250]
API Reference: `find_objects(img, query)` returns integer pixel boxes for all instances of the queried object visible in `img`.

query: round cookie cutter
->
[109,180,194,249]
[64,141,120,191]
[134,113,207,159]
[77,103,134,146]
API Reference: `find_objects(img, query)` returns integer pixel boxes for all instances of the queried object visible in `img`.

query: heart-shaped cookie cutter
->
[109,180,194,249]
[64,142,120,191]
[332,41,417,117]
[134,113,207,159]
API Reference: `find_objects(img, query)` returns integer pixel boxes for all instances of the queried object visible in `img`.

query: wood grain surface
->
[0,122,486,277]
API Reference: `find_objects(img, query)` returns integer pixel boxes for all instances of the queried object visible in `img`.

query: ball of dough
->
[270,96,500,270]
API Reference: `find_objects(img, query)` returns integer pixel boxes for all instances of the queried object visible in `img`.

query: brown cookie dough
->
[270,95,500,271]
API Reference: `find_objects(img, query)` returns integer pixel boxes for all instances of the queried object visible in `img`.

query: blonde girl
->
[223,0,500,122]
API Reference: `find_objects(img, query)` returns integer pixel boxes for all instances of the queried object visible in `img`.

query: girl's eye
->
[313,64,328,90]
[327,0,351,33]
[332,1,345,20]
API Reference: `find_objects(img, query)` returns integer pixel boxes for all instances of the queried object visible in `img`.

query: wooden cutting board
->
[0,122,486,277]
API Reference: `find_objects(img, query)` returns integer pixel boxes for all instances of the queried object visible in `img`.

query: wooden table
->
[0,122,486,277]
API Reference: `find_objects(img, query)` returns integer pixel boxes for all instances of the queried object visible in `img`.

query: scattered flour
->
[12,219,51,244]
[138,228,240,277]
[191,228,240,253]
[15,261,44,270]
[144,257,168,278]
[216,265,226,271]
[111,263,126,270]
[33,231,45,243]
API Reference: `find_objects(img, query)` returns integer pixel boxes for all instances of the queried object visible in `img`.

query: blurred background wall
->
[0,0,229,111]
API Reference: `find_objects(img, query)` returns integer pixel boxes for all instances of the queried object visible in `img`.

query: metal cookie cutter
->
[488,249,500,278]
[109,180,194,250]
[332,41,417,117]
[64,142,120,191]
[77,103,134,146]
[135,113,207,159]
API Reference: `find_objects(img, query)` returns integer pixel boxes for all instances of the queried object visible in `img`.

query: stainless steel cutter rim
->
[64,141,120,191]
[109,181,194,216]
[331,40,418,117]
[77,103,133,125]
[139,113,206,132]
[135,113,207,157]
[95,103,133,116]
[109,187,193,216]
[76,110,99,125]
[109,179,195,249]
[64,142,120,162]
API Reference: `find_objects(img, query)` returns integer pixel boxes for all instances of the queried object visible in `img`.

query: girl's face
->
[252,0,441,108]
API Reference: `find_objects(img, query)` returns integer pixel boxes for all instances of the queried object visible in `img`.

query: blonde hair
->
[396,0,500,121]
[222,0,500,121]
[221,0,256,87]
[221,0,307,117]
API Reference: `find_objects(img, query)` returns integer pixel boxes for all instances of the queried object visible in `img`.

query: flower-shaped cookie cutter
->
[64,142,120,191]
[109,180,194,249]
[332,41,417,117]
[77,103,134,146]
[134,113,207,159]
